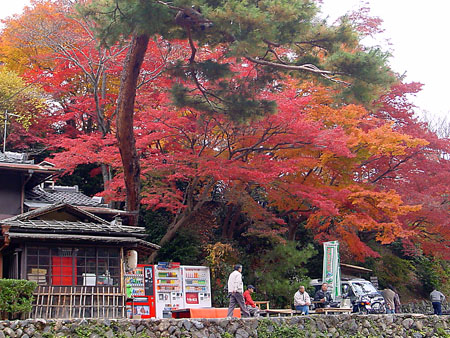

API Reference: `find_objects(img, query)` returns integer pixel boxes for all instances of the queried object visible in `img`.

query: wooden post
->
[45,286,53,319]
[62,287,67,318]
[120,247,125,318]
[78,286,84,318]
[69,287,74,319]
[120,247,125,292]
[113,287,116,318]
[34,286,41,318]
[96,287,99,318]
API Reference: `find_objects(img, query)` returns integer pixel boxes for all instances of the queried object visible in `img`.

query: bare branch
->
[245,56,351,86]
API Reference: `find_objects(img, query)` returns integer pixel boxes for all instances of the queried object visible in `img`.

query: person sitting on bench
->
[294,285,311,314]
[243,285,260,317]
[314,283,331,308]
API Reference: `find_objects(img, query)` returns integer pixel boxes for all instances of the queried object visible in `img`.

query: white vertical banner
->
[322,241,341,300]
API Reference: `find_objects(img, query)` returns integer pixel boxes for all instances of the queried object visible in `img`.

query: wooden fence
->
[31,286,127,319]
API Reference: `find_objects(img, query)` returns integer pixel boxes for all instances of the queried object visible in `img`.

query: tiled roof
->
[0,203,159,253]
[1,203,146,237]
[26,186,105,207]
[3,202,109,225]
[3,219,146,236]
[0,152,34,164]
[0,152,61,189]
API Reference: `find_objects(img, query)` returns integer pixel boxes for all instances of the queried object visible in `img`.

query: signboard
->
[144,266,154,296]
[322,241,341,300]
[185,292,199,304]
[133,305,150,316]
[370,276,379,290]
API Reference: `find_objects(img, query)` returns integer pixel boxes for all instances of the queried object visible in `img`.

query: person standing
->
[314,283,331,308]
[430,289,446,315]
[227,264,250,318]
[294,285,311,314]
[381,287,396,314]
[393,289,401,314]
[243,285,260,317]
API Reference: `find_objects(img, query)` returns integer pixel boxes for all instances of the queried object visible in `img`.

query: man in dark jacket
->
[314,283,332,308]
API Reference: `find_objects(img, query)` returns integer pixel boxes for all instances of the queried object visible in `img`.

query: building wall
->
[0,170,22,217]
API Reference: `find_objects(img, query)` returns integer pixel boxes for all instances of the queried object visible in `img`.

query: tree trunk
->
[116,33,150,224]
[149,177,215,261]
[149,212,194,262]
[221,204,233,238]
[221,204,241,240]
[287,215,307,241]
[287,217,298,241]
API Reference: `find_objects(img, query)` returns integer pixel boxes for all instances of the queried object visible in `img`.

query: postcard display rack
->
[124,265,156,318]
[155,262,184,318]
[182,265,212,308]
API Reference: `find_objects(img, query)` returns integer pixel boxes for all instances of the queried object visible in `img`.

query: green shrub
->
[374,253,415,289]
[0,279,37,319]
[415,256,441,294]
[205,242,238,307]
[253,242,316,308]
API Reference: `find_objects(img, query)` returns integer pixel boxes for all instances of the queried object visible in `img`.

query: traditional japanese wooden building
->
[0,152,159,319]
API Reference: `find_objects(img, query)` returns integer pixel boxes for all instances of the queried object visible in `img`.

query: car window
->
[342,284,355,297]
[352,282,377,295]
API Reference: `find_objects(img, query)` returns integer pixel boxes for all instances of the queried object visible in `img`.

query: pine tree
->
[79,0,397,222]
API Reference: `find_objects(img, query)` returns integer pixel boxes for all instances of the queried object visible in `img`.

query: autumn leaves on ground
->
[0,0,448,307]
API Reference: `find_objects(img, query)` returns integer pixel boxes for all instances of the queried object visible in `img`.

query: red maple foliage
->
[2,1,448,262]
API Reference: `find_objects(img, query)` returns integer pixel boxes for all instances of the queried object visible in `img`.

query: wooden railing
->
[31,286,126,319]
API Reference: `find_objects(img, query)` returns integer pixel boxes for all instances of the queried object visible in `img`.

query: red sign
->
[186,292,199,304]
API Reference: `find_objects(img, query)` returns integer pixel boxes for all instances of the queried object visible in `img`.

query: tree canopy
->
[75,0,397,220]
[1,0,449,302]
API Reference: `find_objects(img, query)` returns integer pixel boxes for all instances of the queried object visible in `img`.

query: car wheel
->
[358,305,368,314]
[371,302,384,314]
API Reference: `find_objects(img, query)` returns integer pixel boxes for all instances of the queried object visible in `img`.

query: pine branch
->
[245,56,351,86]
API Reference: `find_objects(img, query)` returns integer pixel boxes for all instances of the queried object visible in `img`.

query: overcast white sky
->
[321,0,450,120]
[1,0,449,120]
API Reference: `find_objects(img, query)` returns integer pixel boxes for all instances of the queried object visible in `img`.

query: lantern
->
[126,250,138,270]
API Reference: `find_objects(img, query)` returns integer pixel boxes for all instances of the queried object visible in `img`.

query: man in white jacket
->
[294,285,311,315]
[227,264,250,318]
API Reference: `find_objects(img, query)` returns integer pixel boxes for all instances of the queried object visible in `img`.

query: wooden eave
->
[1,219,147,238]
[341,263,372,273]
[0,163,62,190]
[4,232,160,253]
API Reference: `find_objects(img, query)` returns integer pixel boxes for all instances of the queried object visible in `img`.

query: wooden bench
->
[254,301,270,310]
[264,309,304,317]
[314,307,352,315]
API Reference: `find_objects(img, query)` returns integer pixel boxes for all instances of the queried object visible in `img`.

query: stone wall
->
[0,314,448,338]
[401,301,449,315]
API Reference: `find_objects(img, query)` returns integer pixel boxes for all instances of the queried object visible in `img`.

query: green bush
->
[253,242,316,308]
[415,256,450,295]
[0,279,37,319]
[373,253,414,290]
